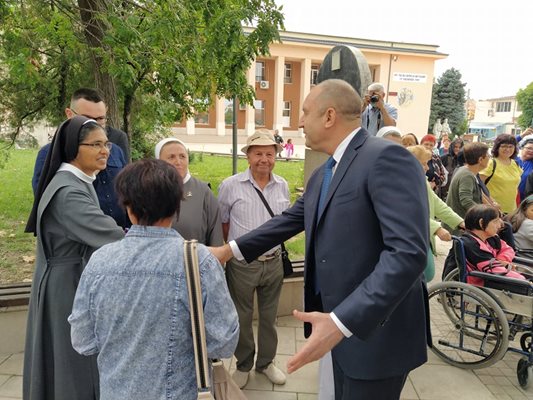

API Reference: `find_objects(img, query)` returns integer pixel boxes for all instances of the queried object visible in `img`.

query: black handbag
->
[280,245,294,277]
[252,186,294,277]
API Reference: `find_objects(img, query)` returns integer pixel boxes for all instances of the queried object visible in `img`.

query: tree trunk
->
[123,92,134,137]
[77,0,121,130]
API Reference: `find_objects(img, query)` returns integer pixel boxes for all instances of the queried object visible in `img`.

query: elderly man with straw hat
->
[218,129,290,388]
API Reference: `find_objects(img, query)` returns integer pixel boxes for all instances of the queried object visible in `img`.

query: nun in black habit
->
[24,116,124,400]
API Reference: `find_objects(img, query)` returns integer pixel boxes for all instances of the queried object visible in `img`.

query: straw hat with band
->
[241,129,283,154]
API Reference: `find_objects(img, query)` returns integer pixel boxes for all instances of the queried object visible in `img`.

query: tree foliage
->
[0,0,284,156]
[516,82,533,129]
[429,68,466,137]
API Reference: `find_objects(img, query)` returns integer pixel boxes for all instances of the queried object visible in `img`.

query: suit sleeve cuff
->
[330,312,353,338]
[229,240,244,261]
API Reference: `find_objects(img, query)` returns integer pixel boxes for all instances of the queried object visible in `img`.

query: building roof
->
[480,95,516,102]
[243,27,448,58]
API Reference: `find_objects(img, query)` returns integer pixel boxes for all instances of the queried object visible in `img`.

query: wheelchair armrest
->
[468,270,532,289]
[514,263,533,276]
[514,256,533,267]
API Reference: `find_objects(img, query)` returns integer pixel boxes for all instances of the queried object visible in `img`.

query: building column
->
[299,58,312,137]
[185,117,195,135]
[245,61,256,136]
[273,55,285,134]
[215,96,226,136]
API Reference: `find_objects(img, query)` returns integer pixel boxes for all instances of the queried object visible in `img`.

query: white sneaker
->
[232,369,249,389]
[259,363,286,385]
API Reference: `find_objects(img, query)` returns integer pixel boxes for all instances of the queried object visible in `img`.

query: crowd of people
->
[21,81,532,400]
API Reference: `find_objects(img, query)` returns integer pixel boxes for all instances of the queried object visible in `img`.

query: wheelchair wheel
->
[429,281,509,369]
[520,333,532,352]
[443,268,460,282]
[517,357,532,389]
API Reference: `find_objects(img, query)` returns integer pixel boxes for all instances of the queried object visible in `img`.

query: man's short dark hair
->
[463,142,489,165]
[492,134,518,158]
[71,88,105,105]
[115,159,183,225]
[464,204,499,231]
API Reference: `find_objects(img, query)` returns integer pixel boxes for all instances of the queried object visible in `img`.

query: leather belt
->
[256,249,281,262]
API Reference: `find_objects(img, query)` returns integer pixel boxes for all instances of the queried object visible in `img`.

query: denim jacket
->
[69,225,239,400]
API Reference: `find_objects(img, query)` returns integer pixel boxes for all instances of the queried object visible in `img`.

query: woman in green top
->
[480,134,522,214]
[407,145,464,281]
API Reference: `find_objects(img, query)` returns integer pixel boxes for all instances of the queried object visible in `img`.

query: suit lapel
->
[316,129,369,224]
[307,167,323,229]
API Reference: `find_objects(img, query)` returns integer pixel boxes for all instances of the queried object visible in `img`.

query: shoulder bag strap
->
[183,240,214,399]
[485,159,497,185]
[252,185,288,255]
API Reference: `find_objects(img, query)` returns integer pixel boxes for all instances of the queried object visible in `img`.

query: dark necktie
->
[318,156,337,214]
[314,156,336,295]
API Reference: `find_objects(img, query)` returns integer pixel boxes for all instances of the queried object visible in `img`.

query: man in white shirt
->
[218,129,290,388]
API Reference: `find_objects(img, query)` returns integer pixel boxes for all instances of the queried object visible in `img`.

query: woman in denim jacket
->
[69,159,239,400]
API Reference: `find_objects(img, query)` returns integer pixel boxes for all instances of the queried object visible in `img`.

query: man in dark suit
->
[213,79,430,399]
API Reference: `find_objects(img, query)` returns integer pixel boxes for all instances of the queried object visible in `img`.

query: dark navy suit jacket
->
[236,129,431,380]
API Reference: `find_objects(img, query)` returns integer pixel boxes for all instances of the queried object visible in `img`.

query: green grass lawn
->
[0,150,305,283]
[0,148,39,283]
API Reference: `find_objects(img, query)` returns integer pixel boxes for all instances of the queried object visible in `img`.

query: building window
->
[283,101,291,117]
[194,112,209,125]
[496,101,511,113]
[488,109,494,117]
[224,99,233,125]
[255,61,265,82]
[284,63,292,84]
[254,99,265,126]
[310,65,319,85]
[194,99,210,124]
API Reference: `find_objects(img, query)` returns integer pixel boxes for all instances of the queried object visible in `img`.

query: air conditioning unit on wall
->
[259,81,269,89]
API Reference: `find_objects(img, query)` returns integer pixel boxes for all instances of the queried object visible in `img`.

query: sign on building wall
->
[393,72,427,83]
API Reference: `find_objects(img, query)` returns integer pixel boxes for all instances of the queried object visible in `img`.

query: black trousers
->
[332,356,408,400]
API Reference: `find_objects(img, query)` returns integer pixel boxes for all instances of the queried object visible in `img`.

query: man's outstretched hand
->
[286,309,344,374]
[208,244,233,264]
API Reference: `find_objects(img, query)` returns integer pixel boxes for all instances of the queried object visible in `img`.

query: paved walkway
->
[2,243,533,399]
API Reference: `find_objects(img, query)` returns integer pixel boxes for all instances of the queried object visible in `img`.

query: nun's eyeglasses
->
[79,141,112,151]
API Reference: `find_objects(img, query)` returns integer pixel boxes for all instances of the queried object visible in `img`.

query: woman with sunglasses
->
[479,134,522,214]
[24,116,124,400]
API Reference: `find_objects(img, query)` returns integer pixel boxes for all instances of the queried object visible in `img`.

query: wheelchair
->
[429,236,533,388]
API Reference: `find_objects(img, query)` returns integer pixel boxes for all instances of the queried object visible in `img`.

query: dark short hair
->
[71,88,105,105]
[492,134,518,158]
[464,204,499,231]
[115,159,183,225]
[463,142,489,165]
[402,133,419,145]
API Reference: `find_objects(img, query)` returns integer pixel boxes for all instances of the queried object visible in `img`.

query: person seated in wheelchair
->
[506,195,533,256]
[463,204,527,287]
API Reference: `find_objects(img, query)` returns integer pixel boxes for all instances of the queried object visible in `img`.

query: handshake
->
[208,243,234,265]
